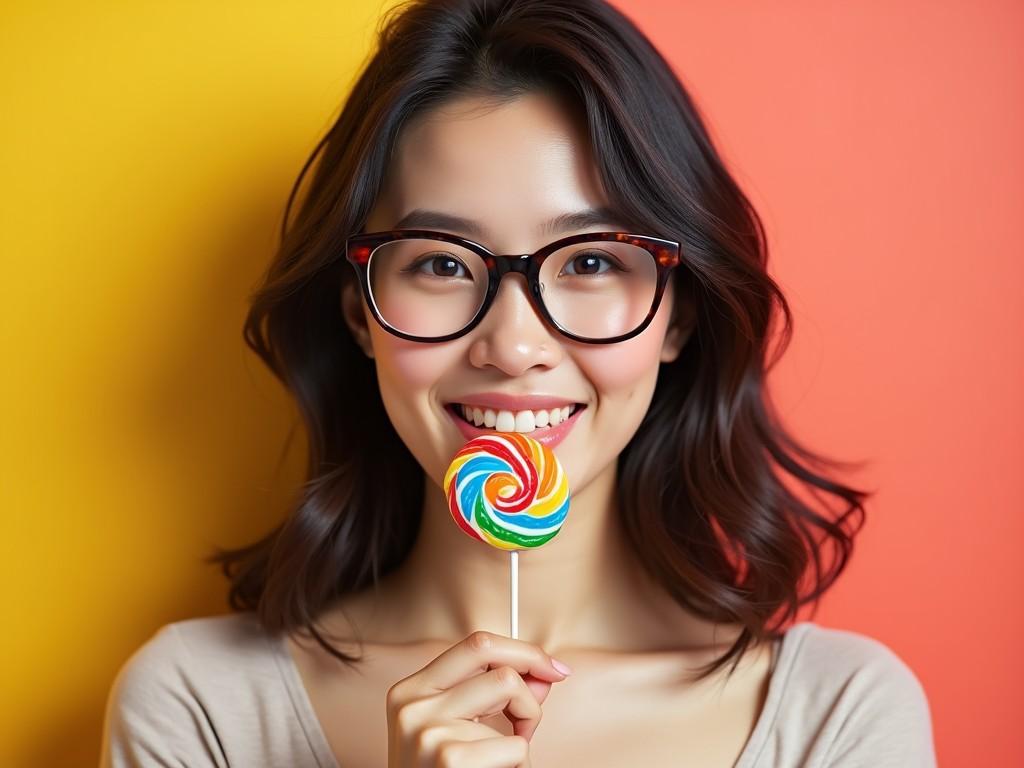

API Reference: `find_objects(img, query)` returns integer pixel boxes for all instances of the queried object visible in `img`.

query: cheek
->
[574,314,669,401]
[377,340,450,391]
[368,324,462,424]
[576,339,661,395]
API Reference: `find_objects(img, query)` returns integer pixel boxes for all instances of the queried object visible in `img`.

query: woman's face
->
[343,91,691,498]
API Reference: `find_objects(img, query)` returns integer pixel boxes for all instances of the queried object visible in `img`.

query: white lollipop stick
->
[510,550,519,639]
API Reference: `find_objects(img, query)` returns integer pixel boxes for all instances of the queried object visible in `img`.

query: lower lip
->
[445,404,586,449]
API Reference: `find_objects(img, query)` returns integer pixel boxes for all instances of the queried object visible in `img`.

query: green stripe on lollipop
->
[474,494,560,549]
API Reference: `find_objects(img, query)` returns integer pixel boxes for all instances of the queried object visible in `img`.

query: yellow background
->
[0,2,396,763]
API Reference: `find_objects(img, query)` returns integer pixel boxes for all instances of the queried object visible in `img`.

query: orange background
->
[1,1,1020,765]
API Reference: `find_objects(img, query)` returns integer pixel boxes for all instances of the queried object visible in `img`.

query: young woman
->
[101,1,937,766]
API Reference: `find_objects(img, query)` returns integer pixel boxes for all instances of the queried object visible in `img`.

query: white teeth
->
[495,410,516,432]
[457,403,577,433]
[514,410,536,432]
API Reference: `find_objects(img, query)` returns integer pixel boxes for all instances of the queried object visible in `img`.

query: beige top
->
[100,611,937,767]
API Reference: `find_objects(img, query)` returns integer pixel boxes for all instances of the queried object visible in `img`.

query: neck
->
[355,460,704,653]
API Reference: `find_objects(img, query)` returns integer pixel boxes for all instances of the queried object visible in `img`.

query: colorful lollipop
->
[444,433,571,638]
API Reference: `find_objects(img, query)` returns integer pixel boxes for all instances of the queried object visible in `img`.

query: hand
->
[386,630,572,768]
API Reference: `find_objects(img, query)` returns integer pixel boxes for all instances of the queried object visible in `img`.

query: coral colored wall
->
[1,1,1019,765]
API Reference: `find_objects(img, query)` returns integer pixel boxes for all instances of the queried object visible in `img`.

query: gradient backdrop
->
[2,1,1021,765]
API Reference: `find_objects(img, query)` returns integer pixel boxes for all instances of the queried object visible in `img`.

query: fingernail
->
[551,657,573,676]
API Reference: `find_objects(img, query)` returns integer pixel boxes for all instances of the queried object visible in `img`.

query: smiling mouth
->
[446,403,586,434]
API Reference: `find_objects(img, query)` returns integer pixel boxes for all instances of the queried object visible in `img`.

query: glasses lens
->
[538,240,659,339]
[367,239,488,337]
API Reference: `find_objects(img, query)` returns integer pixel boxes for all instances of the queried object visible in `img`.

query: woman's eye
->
[413,254,468,278]
[561,251,618,276]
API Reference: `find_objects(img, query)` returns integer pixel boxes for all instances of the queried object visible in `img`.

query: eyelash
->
[559,251,621,276]
[408,254,469,278]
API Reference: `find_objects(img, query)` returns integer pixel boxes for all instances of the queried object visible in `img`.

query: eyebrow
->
[392,206,628,239]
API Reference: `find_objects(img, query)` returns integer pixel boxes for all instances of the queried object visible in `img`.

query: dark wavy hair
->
[207,0,870,681]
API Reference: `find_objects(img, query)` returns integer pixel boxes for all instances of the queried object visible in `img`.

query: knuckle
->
[414,723,444,753]
[494,665,519,687]
[393,698,427,733]
[436,740,467,767]
[531,701,543,720]
[467,630,493,653]
[385,680,406,712]
[521,691,541,720]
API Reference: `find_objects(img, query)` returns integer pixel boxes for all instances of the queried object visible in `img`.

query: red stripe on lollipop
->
[447,475,483,542]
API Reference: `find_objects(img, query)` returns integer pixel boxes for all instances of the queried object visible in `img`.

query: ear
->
[341,279,375,359]
[660,294,696,364]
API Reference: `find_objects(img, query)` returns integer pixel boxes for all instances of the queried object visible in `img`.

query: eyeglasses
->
[344,229,682,344]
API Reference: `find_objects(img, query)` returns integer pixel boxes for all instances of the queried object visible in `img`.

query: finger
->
[418,631,569,691]
[436,665,543,741]
[435,735,530,768]
[520,673,553,706]
[414,719,504,757]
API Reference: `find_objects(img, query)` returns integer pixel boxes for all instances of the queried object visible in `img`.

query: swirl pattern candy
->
[443,433,570,551]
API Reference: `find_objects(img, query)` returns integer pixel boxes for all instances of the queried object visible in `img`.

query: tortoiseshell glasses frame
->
[344,229,683,344]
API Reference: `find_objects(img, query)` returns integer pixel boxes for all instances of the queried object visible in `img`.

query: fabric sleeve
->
[822,638,938,767]
[99,624,227,768]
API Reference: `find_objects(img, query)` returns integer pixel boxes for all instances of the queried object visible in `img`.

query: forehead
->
[370,92,612,246]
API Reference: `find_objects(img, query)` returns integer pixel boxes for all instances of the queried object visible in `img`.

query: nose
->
[467,273,563,375]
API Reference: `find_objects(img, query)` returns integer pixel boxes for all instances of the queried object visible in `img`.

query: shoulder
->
[764,622,937,767]
[788,621,928,693]
[100,612,302,767]
[156,610,278,664]
[108,611,275,696]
